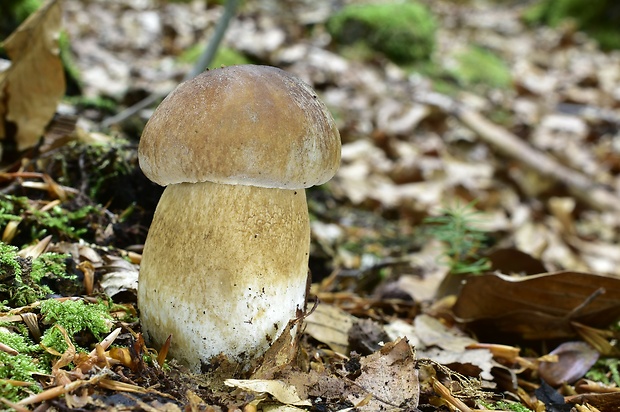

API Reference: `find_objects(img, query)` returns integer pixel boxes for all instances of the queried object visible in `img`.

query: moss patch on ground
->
[327,1,437,65]
[523,0,620,50]
[179,45,251,68]
[449,46,512,89]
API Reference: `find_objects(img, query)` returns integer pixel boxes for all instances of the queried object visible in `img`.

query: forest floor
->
[1,0,620,411]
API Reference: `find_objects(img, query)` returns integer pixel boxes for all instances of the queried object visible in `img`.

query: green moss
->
[449,46,512,89]
[0,194,102,244]
[40,299,113,353]
[587,27,620,50]
[523,0,608,27]
[327,1,437,65]
[64,95,117,113]
[0,328,44,401]
[0,242,76,308]
[523,0,620,50]
[586,358,620,386]
[0,299,115,400]
[51,139,135,202]
[0,0,43,40]
[30,252,70,284]
[179,45,251,68]
[480,400,532,412]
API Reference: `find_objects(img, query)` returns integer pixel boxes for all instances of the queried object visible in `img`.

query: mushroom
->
[137,65,341,372]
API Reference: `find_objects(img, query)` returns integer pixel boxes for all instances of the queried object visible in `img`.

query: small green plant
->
[423,202,491,275]
[327,1,437,65]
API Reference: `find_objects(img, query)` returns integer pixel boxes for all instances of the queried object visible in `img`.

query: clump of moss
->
[0,299,115,401]
[0,242,78,308]
[480,400,532,412]
[523,0,620,50]
[0,195,101,244]
[586,358,620,386]
[64,95,118,114]
[0,0,43,40]
[0,327,45,402]
[449,46,512,89]
[327,1,437,65]
[40,299,113,353]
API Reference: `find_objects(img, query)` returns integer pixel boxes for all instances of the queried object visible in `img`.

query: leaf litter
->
[2,0,620,410]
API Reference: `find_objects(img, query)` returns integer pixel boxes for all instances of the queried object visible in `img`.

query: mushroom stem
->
[138,181,310,371]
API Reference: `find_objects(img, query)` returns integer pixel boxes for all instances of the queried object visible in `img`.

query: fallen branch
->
[416,92,620,212]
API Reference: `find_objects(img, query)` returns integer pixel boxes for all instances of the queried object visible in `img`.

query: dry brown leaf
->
[566,392,620,412]
[0,0,65,150]
[453,271,620,339]
[486,248,547,276]
[224,379,311,407]
[302,302,354,354]
[538,341,599,386]
[347,338,419,411]
[386,315,494,381]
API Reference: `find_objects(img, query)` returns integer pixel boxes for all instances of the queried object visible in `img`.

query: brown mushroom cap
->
[138,65,341,189]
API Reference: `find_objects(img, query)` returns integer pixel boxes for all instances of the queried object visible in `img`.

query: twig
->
[185,0,239,82]
[416,92,620,212]
[101,0,239,128]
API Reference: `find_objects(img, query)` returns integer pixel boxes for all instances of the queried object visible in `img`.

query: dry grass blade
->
[0,378,33,387]
[98,378,148,393]
[18,370,112,406]
[0,341,18,355]
[431,377,472,412]
[0,397,30,412]
[90,327,122,355]
[18,235,52,259]
[21,312,41,342]
[157,334,172,367]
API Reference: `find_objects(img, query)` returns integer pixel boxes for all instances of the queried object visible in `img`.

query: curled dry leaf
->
[566,391,620,412]
[0,0,65,151]
[453,271,620,340]
[99,255,139,298]
[539,341,599,386]
[302,302,355,355]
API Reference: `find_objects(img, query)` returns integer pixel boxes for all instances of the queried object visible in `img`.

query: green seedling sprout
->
[423,202,491,275]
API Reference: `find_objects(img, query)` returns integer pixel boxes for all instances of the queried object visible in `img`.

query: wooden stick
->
[417,92,620,212]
